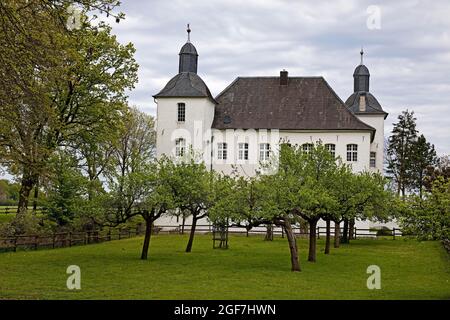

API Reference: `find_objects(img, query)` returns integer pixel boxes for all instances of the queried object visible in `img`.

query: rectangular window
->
[218,143,227,160]
[175,138,186,157]
[238,143,249,160]
[259,143,271,161]
[370,152,376,168]
[177,103,185,122]
[325,144,336,157]
[347,144,358,162]
[302,143,313,154]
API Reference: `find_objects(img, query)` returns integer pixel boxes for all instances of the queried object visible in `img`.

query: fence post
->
[108,229,111,241]
[393,228,396,240]
[317,226,320,239]
[69,232,72,247]
[118,228,121,240]
[52,233,56,249]
[95,231,99,243]
[13,237,17,252]
[128,228,131,238]
[34,235,38,250]
[354,227,357,239]
[87,231,91,244]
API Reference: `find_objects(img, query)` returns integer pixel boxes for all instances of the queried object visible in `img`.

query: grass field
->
[0,234,449,300]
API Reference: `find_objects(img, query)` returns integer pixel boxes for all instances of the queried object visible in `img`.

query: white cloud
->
[109,0,450,155]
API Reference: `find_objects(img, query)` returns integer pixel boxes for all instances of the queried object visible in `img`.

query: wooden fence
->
[173,224,406,240]
[0,226,147,253]
[0,207,44,215]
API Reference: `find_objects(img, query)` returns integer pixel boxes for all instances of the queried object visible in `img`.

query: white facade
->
[153,37,390,231]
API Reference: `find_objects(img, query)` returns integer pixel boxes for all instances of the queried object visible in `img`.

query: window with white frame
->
[238,143,249,160]
[177,103,185,122]
[175,138,186,157]
[347,144,358,162]
[325,144,336,157]
[259,143,271,161]
[218,143,227,160]
[370,152,376,167]
[302,143,313,154]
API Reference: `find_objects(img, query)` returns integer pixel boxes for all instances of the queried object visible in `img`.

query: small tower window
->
[175,138,186,157]
[370,152,376,167]
[177,103,185,122]
[260,143,271,161]
[218,143,227,160]
[325,144,336,157]
[302,143,313,154]
[238,143,249,160]
[347,144,358,162]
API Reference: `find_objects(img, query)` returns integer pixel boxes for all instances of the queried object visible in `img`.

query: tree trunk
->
[141,217,153,260]
[334,221,340,248]
[308,219,318,262]
[342,218,349,244]
[17,173,35,216]
[325,219,331,254]
[185,214,197,253]
[264,224,273,241]
[181,214,186,235]
[349,219,355,241]
[32,178,39,214]
[283,220,300,272]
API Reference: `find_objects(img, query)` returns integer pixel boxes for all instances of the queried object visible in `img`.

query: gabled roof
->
[153,72,217,103]
[212,77,375,137]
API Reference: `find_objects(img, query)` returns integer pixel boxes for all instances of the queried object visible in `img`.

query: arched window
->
[175,138,186,157]
[302,143,313,154]
[347,144,358,162]
[325,144,336,157]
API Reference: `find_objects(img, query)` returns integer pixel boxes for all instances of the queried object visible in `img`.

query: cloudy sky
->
[108,0,450,155]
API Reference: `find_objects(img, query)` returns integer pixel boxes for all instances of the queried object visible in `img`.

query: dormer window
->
[177,103,185,122]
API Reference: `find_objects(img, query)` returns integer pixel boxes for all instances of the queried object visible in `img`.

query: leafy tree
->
[410,135,437,198]
[0,3,137,216]
[387,110,418,197]
[424,155,450,192]
[399,177,449,240]
[105,108,156,223]
[42,151,88,227]
[166,158,214,253]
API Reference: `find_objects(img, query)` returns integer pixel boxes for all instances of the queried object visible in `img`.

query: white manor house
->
[154,28,392,231]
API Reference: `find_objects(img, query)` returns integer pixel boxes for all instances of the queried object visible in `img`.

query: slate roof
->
[353,64,370,76]
[212,77,375,136]
[153,72,216,103]
[179,42,198,55]
[345,92,388,118]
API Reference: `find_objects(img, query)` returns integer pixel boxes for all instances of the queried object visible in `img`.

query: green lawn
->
[0,234,449,300]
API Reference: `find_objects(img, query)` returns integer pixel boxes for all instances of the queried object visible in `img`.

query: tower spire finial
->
[187,23,191,43]
[360,47,364,65]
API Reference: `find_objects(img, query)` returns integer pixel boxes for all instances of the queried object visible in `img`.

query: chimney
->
[280,70,288,85]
